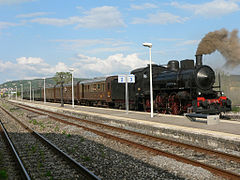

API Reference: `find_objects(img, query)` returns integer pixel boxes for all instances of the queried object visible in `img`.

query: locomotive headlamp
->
[198,92,201,95]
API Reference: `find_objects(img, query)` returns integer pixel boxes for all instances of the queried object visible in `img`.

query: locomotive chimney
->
[195,54,203,67]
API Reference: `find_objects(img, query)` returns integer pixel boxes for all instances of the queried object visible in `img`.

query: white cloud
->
[16,12,51,18]
[0,21,18,29]
[0,60,14,71]
[16,57,44,65]
[30,6,125,29]
[87,47,130,54]
[73,53,149,77]
[0,57,70,81]
[0,53,149,82]
[44,62,69,74]
[30,17,73,26]
[132,12,188,24]
[171,0,240,18]
[0,0,34,5]
[54,38,132,54]
[130,3,158,10]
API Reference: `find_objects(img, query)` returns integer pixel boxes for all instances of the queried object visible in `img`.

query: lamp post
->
[33,89,34,101]
[15,86,17,100]
[20,84,23,100]
[143,42,153,118]
[43,77,46,103]
[69,68,74,108]
[29,81,31,102]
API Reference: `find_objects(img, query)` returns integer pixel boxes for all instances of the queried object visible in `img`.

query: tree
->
[53,72,72,107]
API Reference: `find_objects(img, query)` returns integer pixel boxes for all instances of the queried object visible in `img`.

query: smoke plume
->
[196,28,240,68]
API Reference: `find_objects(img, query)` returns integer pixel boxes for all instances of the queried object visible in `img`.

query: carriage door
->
[82,84,84,98]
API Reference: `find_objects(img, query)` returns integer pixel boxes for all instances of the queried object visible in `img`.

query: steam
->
[196,28,240,68]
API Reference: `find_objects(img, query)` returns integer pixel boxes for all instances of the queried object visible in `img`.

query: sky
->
[0,0,240,83]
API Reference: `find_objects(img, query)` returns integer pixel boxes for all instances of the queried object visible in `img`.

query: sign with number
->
[127,74,135,83]
[118,75,135,83]
[118,75,126,83]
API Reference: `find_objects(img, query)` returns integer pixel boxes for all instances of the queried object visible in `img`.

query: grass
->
[45,171,53,180]
[39,149,45,161]
[33,119,38,125]
[18,112,24,117]
[232,106,240,112]
[37,161,43,170]
[54,125,59,132]
[31,145,37,153]
[28,119,45,130]
[80,137,84,142]
[81,155,91,162]
[39,122,45,130]
[99,145,106,158]
[0,169,8,180]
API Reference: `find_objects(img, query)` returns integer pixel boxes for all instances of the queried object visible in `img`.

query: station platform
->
[10,99,240,151]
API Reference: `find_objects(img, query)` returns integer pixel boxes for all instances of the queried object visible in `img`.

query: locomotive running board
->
[184,113,220,125]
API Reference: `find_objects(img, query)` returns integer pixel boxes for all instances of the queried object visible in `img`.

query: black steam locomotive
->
[129,54,231,114]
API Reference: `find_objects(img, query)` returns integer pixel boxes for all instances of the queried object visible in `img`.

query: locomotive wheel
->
[169,94,181,115]
[155,95,167,114]
[144,99,151,112]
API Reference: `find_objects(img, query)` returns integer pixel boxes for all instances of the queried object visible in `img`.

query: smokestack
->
[195,54,203,67]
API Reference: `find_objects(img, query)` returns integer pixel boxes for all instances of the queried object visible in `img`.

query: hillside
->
[0,77,87,93]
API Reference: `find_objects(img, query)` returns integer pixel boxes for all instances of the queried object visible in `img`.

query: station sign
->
[118,74,135,83]
[118,75,126,83]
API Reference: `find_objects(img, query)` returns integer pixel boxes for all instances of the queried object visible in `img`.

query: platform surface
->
[11,100,240,141]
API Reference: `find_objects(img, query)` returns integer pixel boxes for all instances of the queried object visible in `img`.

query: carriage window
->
[93,84,96,91]
[107,83,110,90]
[97,84,100,90]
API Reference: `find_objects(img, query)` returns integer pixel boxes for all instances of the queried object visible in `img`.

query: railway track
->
[11,101,240,179]
[0,105,100,180]
[0,119,30,179]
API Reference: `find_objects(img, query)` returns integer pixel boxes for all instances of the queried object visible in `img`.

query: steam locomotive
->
[23,54,231,115]
[131,54,231,114]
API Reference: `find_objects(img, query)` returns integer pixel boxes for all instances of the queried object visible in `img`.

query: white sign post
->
[118,74,135,114]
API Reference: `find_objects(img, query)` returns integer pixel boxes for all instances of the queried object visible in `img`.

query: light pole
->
[8,88,10,99]
[69,68,74,108]
[143,42,153,118]
[33,89,34,101]
[15,86,17,100]
[43,77,46,103]
[20,84,23,100]
[29,81,31,102]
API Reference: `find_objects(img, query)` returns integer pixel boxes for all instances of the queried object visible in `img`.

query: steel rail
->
[0,120,31,180]
[16,102,240,163]
[13,102,240,180]
[0,105,100,180]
